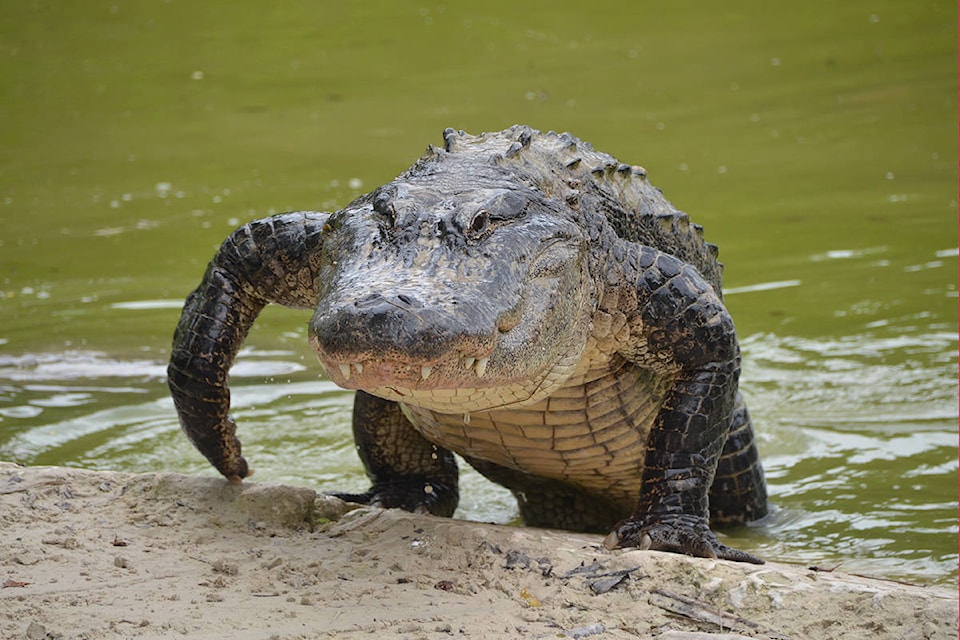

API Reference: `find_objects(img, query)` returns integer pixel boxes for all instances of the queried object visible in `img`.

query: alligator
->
[167,125,768,563]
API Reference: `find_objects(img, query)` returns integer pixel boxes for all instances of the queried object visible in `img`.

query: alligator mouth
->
[328,352,491,387]
[309,330,496,392]
[329,355,565,415]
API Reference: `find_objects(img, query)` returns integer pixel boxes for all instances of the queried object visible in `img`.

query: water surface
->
[1,0,956,584]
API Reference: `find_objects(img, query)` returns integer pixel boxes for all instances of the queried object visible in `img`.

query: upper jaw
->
[310,334,496,392]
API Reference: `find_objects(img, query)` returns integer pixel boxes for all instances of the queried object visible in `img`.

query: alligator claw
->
[327,490,376,505]
[327,478,457,517]
[225,467,253,485]
[213,448,252,485]
[605,514,763,565]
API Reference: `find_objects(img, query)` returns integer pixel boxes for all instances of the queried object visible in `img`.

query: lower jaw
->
[365,383,541,414]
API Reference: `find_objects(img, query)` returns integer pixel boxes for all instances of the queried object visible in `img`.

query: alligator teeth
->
[354,362,363,375]
[338,364,352,381]
[474,357,489,378]
[459,354,489,378]
[420,365,432,381]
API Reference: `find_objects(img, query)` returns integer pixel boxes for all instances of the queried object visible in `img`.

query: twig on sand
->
[648,588,790,640]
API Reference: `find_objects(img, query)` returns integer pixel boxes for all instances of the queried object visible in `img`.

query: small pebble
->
[25,622,46,640]
[567,622,605,638]
[212,559,239,575]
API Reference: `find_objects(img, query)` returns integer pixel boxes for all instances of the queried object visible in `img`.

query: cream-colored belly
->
[402,361,671,503]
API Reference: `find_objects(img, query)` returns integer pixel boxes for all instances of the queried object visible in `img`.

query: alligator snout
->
[308,288,497,390]
[311,291,446,360]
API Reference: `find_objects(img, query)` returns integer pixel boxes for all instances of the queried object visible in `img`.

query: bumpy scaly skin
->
[168,126,769,564]
[168,212,326,483]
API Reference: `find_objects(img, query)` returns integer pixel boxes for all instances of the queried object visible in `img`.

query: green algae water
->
[1,1,956,585]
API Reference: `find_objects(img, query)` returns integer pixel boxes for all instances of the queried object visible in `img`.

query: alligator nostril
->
[354,292,423,311]
[354,292,384,309]
[389,294,426,310]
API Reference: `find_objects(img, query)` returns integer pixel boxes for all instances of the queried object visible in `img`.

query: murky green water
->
[1,1,956,585]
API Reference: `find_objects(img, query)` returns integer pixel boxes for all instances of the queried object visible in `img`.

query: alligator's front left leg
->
[606,244,763,564]
[167,212,330,482]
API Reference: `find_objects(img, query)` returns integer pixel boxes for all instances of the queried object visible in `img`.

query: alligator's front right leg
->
[331,391,459,517]
[167,212,330,482]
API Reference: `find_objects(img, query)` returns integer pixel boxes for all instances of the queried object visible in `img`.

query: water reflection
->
[0,329,956,584]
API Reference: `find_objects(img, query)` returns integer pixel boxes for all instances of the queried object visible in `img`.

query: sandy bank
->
[1,462,955,639]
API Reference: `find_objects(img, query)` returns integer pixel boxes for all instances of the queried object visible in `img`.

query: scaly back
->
[431,125,724,294]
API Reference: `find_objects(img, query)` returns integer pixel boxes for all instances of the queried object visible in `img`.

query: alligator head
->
[309,155,595,413]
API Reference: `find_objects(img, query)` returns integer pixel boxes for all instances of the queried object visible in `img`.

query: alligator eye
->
[372,193,396,228]
[467,210,490,238]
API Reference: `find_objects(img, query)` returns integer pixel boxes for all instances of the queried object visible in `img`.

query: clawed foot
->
[328,478,457,518]
[217,453,252,485]
[604,513,763,565]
